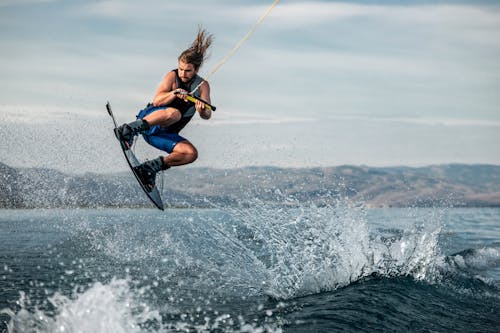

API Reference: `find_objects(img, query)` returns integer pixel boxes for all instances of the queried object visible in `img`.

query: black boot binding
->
[134,157,169,191]
[114,119,150,150]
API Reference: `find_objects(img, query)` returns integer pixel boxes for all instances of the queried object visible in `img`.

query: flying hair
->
[178,26,213,70]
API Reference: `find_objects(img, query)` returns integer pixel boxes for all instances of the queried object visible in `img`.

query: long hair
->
[178,26,213,70]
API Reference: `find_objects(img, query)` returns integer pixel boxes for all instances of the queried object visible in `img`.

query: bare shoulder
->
[199,80,210,93]
[157,71,177,93]
[163,71,177,84]
[200,79,210,88]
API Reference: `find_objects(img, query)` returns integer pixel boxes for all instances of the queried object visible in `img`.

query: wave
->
[447,245,500,273]
[1,277,285,333]
[224,200,445,299]
[436,244,500,295]
[48,203,500,300]
[218,200,499,300]
[1,205,499,332]
[1,279,158,333]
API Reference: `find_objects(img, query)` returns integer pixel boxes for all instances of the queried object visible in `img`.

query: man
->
[115,28,213,190]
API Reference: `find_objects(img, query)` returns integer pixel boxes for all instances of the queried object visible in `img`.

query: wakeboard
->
[106,102,164,210]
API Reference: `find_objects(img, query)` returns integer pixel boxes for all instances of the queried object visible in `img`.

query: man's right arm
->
[152,72,178,107]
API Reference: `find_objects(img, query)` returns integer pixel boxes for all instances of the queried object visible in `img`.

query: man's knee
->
[186,145,198,162]
[175,142,198,163]
[162,108,182,123]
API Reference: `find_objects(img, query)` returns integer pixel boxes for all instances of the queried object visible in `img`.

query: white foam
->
[3,279,161,333]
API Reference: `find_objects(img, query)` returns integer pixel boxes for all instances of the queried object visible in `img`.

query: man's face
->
[178,61,197,83]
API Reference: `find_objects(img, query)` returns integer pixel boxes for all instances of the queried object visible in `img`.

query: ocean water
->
[0,204,499,332]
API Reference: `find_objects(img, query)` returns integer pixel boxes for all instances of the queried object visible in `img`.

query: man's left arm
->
[196,81,211,120]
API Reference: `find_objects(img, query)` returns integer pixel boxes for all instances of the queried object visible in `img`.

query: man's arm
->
[197,81,212,120]
[152,72,180,107]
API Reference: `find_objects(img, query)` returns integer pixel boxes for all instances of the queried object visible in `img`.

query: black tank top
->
[166,69,204,133]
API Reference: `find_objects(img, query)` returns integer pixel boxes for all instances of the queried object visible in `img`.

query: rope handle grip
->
[174,91,217,111]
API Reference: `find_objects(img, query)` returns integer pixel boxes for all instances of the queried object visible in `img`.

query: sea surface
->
[0,204,499,332]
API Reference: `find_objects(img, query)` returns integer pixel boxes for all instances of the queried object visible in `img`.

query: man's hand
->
[173,89,188,101]
[195,99,205,111]
[196,100,211,119]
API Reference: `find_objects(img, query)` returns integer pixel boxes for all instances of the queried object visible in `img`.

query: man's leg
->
[116,107,182,148]
[135,141,197,190]
[143,108,181,127]
[163,141,198,167]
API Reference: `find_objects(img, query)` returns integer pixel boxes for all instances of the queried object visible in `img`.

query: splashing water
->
[1,279,161,333]
[220,197,443,299]
[1,200,475,332]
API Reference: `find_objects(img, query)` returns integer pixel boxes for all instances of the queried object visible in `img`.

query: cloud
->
[75,1,500,33]
[0,0,57,7]
[270,2,500,27]
[67,1,266,25]
[191,110,317,126]
[0,104,102,124]
[2,1,500,171]
[326,114,500,128]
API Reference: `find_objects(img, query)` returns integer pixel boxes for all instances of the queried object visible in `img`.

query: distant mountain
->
[164,164,500,208]
[1,162,499,209]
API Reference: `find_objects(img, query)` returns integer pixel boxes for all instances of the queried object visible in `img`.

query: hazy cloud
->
[1,1,500,171]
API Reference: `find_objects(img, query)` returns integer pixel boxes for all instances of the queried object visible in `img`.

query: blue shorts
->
[136,105,187,154]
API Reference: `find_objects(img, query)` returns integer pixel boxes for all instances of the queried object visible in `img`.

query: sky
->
[1,0,499,174]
